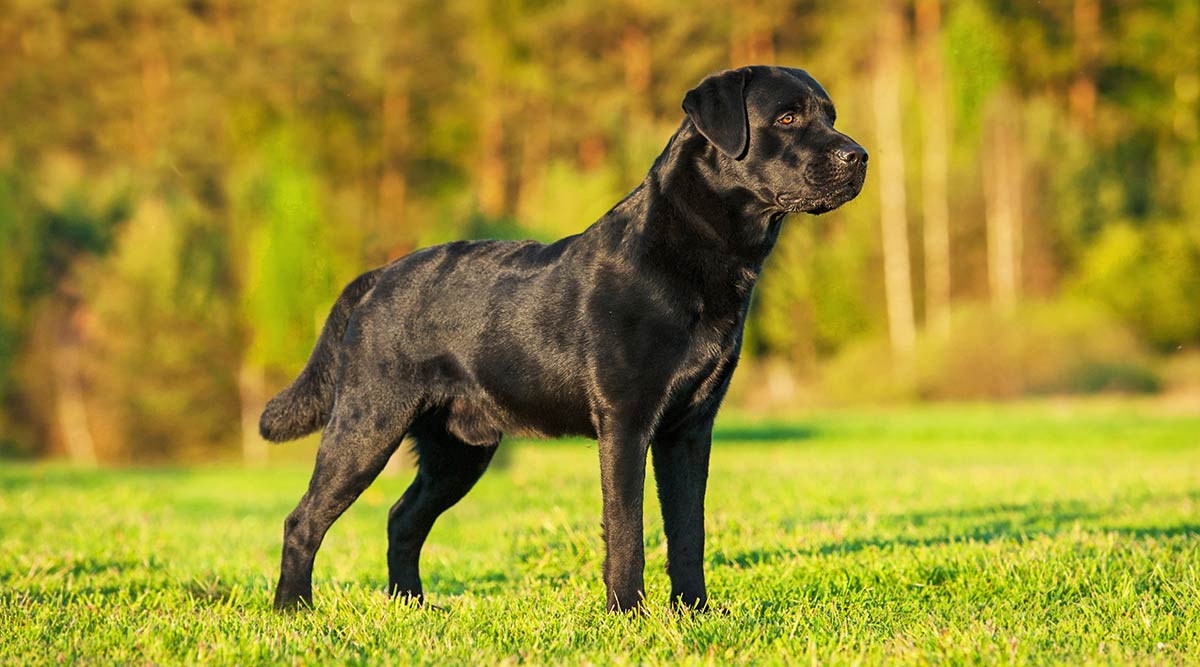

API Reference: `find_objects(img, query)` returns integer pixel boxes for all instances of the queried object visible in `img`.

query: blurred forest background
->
[1,0,1197,464]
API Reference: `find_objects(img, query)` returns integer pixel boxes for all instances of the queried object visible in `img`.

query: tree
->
[915,0,952,337]
[871,0,916,357]
[231,130,341,465]
[982,96,1023,313]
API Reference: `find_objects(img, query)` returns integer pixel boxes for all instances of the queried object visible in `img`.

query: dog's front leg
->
[651,424,713,610]
[598,422,651,612]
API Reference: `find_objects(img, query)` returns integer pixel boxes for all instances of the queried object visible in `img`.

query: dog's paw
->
[273,593,314,613]
[605,594,647,615]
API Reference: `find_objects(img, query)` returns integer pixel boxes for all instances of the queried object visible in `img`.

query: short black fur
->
[265,65,867,612]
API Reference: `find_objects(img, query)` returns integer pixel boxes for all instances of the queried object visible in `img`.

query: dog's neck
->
[613,122,787,297]
[575,122,791,322]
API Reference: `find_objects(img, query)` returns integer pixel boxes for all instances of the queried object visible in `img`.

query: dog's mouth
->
[776,166,867,215]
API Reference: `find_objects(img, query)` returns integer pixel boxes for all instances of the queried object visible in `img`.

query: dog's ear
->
[682,68,751,160]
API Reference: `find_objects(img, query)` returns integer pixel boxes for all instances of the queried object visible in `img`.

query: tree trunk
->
[53,302,97,466]
[1070,0,1099,134]
[238,361,268,467]
[517,99,552,223]
[135,14,171,165]
[622,25,652,121]
[915,0,952,337]
[872,2,917,357]
[478,107,506,217]
[378,65,410,259]
[475,31,507,219]
[983,101,1023,312]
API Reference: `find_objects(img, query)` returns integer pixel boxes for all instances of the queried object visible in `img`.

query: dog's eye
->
[777,113,796,125]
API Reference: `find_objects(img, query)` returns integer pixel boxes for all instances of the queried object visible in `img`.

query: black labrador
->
[261,65,867,612]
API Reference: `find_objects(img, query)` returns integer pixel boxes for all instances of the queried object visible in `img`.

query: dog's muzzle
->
[776,161,867,214]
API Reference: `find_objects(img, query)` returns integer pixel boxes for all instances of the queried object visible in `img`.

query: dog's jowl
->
[262,65,867,612]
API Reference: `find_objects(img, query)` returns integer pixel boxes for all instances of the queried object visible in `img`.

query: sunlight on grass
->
[2,405,1198,664]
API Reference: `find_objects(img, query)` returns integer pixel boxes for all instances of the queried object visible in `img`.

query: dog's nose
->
[835,145,868,166]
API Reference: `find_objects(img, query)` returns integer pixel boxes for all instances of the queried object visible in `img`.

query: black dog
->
[261,65,866,612]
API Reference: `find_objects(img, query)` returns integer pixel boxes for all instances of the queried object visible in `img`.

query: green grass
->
[2,402,1199,665]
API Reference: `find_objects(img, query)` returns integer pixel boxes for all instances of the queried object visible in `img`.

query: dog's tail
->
[258,269,383,443]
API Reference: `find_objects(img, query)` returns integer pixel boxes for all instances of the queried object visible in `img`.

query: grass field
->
[2,402,1199,665]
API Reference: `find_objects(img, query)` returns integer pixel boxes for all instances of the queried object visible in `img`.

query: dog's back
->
[262,233,599,444]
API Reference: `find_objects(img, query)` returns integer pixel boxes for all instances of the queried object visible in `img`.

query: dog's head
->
[683,66,867,215]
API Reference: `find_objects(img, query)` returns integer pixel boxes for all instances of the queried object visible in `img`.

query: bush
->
[820,300,1160,403]
[818,336,919,404]
[1070,221,1200,351]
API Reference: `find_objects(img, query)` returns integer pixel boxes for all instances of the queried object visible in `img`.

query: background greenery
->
[3,404,1198,664]
[3,5,1196,662]
[2,0,1198,462]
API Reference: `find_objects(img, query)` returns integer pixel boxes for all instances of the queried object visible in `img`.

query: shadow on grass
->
[712,423,817,443]
[778,493,1196,531]
[427,568,516,596]
[7,576,248,607]
[183,578,246,605]
[712,496,1200,569]
[0,466,195,493]
[1109,524,1200,540]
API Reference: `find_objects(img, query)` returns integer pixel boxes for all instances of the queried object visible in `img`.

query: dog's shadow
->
[712,423,818,443]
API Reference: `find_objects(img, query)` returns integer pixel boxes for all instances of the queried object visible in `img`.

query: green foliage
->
[0,172,25,400]
[942,0,1006,138]
[0,163,131,455]
[81,198,241,460]
[749,217,875,367]
[0,165,128,349]
[2,406,1199,663]
[232,131,340,372]
[1024,100,1110,261]
[522,159,625,241]
[0,172,28,455]
[1071,221,1200,351]
[1,1,1198,459]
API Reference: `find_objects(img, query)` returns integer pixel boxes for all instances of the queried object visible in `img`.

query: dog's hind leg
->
[274,397,418,610]
[387,414,498,603]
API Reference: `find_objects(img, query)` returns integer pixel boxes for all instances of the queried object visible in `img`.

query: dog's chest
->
[665,311,744,411]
